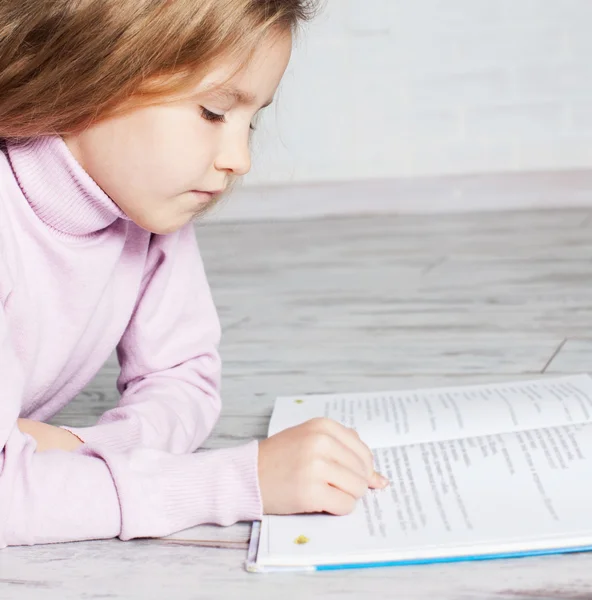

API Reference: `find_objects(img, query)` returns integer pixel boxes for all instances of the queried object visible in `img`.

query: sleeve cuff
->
[60,422,143,453]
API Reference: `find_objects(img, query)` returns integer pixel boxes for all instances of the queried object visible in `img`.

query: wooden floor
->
[5,208,592,600]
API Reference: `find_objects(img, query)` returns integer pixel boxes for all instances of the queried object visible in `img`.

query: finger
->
[323,460,368,501]
[317,484,358,516]
[317,432,372,483]
[322,422,389,489]
[315,419,375,478]
[369,471,390,489]
[328,438,389,490]
[340,429,375,476]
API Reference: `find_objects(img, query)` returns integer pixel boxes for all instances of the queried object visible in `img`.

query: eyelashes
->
[201,107,256,131]
[201,107,226,124]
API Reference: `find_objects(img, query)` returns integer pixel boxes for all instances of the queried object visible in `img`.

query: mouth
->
[192,189,225,197]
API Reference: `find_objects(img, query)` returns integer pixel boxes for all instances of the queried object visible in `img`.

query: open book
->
[247,374,592,572]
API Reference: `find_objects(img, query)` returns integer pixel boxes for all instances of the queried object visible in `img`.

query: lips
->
[193,189,225,196]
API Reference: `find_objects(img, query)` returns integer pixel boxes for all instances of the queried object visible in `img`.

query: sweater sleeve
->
[0,230,262,548]
[0,309,261,548]
[65,224,223,455]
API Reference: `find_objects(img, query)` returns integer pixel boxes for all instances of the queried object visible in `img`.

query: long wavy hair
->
[0,0,317,138]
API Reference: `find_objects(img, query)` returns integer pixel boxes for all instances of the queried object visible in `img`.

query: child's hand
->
[17,419,83,452]
[258,418,388,516]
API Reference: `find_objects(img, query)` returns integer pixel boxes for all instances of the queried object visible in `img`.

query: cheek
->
[76,130,136,202]
[73,104,216,204]
[79,132,169,201]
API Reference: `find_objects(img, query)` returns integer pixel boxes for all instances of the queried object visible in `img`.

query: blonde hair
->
[0,0,317,139]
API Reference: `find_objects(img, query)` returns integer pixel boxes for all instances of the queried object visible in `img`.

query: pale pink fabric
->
[0,136,261,547]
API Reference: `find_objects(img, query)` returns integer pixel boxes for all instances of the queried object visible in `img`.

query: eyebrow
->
[204,84,274,109]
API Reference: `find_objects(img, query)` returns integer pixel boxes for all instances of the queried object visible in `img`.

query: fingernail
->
[375,473,389,488]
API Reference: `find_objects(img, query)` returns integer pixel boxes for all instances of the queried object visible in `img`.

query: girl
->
[0,0,387,547]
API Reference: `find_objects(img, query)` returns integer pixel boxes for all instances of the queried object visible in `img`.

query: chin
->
[132,214,191,236]
[150,224,182,235]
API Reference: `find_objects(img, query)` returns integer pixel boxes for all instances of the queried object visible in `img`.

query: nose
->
[214,134,251,177]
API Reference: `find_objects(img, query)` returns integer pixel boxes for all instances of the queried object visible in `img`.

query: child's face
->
[65,31,292,234]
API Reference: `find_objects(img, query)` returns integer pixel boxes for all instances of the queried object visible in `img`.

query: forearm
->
[2,428,261,547]
[63,376,220,454]
[85,223,222,455]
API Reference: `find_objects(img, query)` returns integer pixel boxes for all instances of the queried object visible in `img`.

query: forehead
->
[197,31,292,105]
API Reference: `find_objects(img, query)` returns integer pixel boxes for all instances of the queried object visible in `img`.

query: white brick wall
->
[244,0,592,187]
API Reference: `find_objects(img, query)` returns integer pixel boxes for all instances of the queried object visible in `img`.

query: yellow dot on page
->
[294,535,310,545]
[294,399,304,404]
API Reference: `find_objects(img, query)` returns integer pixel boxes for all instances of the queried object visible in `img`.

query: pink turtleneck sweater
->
[0,136,261,547]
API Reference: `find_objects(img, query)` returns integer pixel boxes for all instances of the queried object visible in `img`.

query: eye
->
[201,107,226,124]
[203,106,257,131]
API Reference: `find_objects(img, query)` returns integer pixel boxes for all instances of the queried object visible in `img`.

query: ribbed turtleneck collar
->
[6,136,127,236]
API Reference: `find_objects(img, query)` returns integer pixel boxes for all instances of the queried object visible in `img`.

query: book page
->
[258,421,592,567]
[268,375,592,449]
